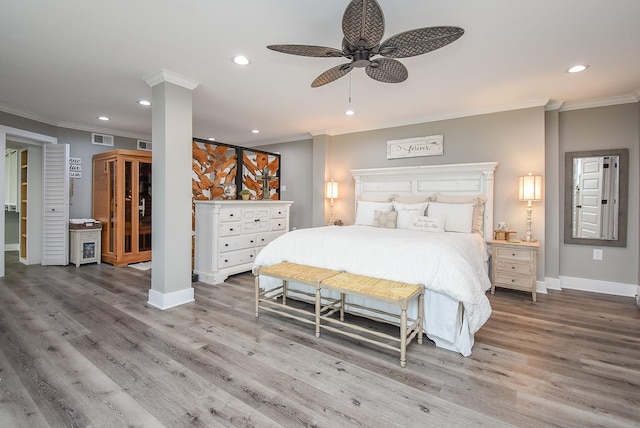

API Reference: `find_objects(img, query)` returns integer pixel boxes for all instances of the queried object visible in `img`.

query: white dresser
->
[194,200,293,285]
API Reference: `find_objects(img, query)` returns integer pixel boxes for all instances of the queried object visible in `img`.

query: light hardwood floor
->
[1,251,639,427]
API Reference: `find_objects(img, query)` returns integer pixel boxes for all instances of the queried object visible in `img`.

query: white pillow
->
[392,201,428,229]
[410,216,446,232]
[354,200,394,226]
[432,193,487,236]
[427,202,474,233]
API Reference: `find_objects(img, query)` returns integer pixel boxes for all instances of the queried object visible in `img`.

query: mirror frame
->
[564,148,629,247]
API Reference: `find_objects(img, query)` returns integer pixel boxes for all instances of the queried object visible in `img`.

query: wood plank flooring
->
[1,251,639,427]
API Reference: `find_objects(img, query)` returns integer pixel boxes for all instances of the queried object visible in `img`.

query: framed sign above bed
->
[387,135,444,159]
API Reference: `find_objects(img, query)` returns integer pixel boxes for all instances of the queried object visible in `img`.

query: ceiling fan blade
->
[365,58,408,83]
[378,26,464,58]
[342,0,385,49]
[311,63,353,87]
[267,44,345,58]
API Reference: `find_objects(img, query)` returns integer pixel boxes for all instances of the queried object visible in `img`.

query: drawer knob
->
[512,253,516,256]
[511,279,515,282]
[250,254,254,258]
[230,228,234,231]
[224,259,228,263]
[511,266,515,269]
[225,243,229,247]
[230,213,234,217]
[250,240,254,243]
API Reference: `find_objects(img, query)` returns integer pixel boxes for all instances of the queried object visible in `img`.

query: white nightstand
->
[490,240,539,301]
[70,224,102,267]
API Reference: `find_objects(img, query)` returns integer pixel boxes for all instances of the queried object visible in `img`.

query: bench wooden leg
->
[315,285,321,337]
[418,288,424,345]
[282,280,288,305]
[340,292,345,321]
[255,274,260,317]
[400,307,407,368]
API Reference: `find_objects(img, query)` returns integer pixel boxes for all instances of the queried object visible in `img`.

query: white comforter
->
[254,226,492,336]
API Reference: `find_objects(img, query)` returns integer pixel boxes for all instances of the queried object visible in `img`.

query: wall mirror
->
[564,148,628,247]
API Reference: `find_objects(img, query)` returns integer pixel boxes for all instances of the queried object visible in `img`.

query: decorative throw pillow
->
[392,201,428,229]
[410,216,446,232]
[354,200,394,226]
[373,210,397,228]
[432,193,487,236]
[427,202,474,233]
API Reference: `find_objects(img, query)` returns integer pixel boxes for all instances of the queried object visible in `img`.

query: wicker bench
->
[254,262,424,367]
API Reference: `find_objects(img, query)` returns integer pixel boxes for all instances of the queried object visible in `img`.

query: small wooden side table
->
[490,240,538,301]
[70,223,102,267]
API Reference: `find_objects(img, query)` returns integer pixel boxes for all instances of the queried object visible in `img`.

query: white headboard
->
[350,162,499,239]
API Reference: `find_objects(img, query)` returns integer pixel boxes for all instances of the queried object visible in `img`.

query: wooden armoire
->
[92,149,152,267]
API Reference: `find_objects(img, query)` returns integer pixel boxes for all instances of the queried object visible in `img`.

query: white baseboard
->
[5,243,19,251]
[558,276,637,297]
[543,277,562,291]
[147,287,194,310]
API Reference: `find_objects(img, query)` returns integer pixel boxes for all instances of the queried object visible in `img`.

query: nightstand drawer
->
[494,273,532,289]
[495,261,532,275]
[495,247,533,262]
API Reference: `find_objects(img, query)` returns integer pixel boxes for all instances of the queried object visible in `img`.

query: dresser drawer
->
[219,221,242,237]
[271,207,287,218]
[219,208,242,222]
[271,218,286,231]
[219,235,257,253]
[218,249,256,268]
[256,230,285,247]
[495,247,533,262]
[495,260,532,275]
[243,208,270,221]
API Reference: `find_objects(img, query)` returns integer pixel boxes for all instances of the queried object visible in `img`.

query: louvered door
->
[42,143,70,265]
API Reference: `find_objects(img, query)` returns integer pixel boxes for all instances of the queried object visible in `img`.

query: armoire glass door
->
[138,161,152,252]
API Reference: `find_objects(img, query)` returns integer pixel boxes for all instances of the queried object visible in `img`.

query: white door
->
[42,143,70,265]
[576,157,603,238]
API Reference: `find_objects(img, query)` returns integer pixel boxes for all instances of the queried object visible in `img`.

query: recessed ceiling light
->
[98,116,110,121]
[138,100,151,106]
[251,129,260,134]
[345,109,355,116]
[233,55,250,66]
[208,137,216,141]
[567,64,588,73]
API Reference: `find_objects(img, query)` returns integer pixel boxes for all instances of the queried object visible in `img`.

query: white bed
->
[254,162,498,356]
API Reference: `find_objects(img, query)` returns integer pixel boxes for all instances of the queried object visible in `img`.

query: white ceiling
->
[1,1,639,147]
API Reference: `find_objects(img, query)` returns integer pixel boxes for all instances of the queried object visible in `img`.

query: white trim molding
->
[147,287,195,310]
[144,69,200,90]
[559,276,638,297]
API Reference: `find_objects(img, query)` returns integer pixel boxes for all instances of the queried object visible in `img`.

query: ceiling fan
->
[267,0,464,88]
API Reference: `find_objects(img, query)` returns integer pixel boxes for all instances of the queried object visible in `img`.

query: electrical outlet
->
[593,249,603,260]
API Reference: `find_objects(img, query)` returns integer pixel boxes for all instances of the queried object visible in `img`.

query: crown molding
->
[143,69,200,90]
[558,94,640,112]
[313,98,551,137]
[0,103,151,141]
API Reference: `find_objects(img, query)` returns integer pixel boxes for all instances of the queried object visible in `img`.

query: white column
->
[144,70,199,309]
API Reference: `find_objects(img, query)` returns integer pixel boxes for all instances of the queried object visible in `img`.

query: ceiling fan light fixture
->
[97,116,110,121]
[345,109,355,116]
[567,64,588,73]
[266,0,463,87]
[251,129,260,134]
[138,99,151,106]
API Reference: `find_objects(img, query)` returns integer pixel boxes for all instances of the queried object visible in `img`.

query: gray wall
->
[258,138,314,230]
[4,211,19,245]
[57,128,138,218]
[557,103,639,285]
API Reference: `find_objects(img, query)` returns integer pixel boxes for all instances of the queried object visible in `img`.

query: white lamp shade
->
[326,180,339,199]
[519,175,542,201]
